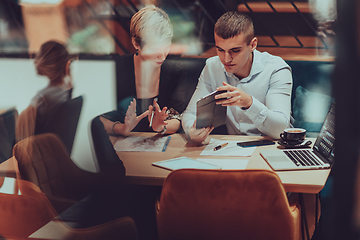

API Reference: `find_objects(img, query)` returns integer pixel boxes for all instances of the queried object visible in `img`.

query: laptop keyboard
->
[284,150,323,167]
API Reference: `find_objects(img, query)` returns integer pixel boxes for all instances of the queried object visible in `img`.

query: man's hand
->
[188,121,214,143]
[215,82,253,109]
[148,99,168,132]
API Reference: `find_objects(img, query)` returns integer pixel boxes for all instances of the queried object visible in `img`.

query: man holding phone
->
[181,12,292,142]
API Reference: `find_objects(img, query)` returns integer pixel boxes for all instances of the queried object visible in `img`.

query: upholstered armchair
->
[156,169,302,240]
[0,176,56,239]
[12,133,104,213]
[0,176,138,240]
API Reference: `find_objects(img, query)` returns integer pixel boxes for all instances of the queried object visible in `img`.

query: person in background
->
[100,5,186,136]
[181,12,293,142]
[16,40,75,142]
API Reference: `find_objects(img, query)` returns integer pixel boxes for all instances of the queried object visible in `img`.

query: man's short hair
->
[214,12,254,45]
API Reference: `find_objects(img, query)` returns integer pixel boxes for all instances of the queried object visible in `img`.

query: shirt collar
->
[223,49,264,82]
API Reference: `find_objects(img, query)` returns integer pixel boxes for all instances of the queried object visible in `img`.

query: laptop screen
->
[313,102,335,164]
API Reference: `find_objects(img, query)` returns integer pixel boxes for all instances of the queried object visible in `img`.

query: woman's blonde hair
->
[130,5,173,48]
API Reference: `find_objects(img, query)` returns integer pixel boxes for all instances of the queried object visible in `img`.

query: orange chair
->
[0,177,56,239]
[156,169,302,240]
[0,176,138,240]
[12,133,104,213]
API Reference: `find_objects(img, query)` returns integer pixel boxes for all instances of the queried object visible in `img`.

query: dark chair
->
[89,115,125,183]
[36,96,83,154]
[0,108,18,163]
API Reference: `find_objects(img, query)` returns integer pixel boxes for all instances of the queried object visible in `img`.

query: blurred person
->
[16,40,75,142]
[182,12,293,143]
[96,6,186,240]
[100,5,186,136]
[32,40,74,132]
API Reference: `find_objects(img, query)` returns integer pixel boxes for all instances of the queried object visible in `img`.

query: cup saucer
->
[278,139,312,148]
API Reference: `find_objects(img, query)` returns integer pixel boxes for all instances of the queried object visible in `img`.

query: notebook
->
[196,90,227,129]
[260,102,335,171]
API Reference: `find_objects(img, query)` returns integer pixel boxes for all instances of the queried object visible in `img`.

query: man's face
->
[215,33,257,78]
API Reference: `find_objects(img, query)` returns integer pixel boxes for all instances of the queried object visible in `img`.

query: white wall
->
[0,58,117,172]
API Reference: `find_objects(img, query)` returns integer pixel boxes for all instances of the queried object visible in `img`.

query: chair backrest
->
[89,115,125,182]
[36,96,83,154]
[13,133,99,202]
[157,169,297,240]
[0,108,18,163]
[0,177,57,239]
[0,177,139,240]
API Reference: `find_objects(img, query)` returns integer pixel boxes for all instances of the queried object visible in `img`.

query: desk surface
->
[112,133,330,194]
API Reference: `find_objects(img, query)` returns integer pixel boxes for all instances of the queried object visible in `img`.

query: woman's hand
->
[100,99,149,136]
[148,99,168,132]
[122,98,149,135]
[188,120,214,143]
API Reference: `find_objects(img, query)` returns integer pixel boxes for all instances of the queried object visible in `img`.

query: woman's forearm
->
[100,116,130,136]
[162,119,180,134]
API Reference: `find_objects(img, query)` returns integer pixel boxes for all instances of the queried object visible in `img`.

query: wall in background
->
[0,58,117,172]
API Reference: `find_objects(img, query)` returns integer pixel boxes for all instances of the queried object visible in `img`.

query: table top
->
[112,133,330,194]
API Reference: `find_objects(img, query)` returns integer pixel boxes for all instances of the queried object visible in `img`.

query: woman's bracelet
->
[111,121,120,135]
[160,125,167,134]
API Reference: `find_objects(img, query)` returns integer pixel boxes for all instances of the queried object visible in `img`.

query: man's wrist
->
[241,96,253,110]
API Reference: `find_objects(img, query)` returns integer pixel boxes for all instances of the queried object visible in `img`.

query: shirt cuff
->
[244,97,267,122]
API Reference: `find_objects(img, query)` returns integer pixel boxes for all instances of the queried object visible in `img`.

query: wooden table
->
[112,133,330,194]
[26,133,328,238]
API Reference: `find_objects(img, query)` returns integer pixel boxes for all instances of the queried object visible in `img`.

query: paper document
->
[197,158,249,170]
[114,135,169,152]
[152,157,221,171]
[200,138,256,157]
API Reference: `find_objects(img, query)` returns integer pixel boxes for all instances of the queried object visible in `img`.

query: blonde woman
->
[100,5,186,136]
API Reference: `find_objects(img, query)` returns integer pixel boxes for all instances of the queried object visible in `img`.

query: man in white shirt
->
[182,12,292,142]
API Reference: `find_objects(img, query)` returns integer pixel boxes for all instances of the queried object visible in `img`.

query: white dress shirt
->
[182,49,292,139]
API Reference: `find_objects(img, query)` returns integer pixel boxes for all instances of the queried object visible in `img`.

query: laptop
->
[260,102,335,171]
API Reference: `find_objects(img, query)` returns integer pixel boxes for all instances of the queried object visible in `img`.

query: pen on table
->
[213,142,228,151]
[149,97,158,127]
[162,136,171,152]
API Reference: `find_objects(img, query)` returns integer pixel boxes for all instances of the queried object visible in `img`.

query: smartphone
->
[237,139,275,147]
